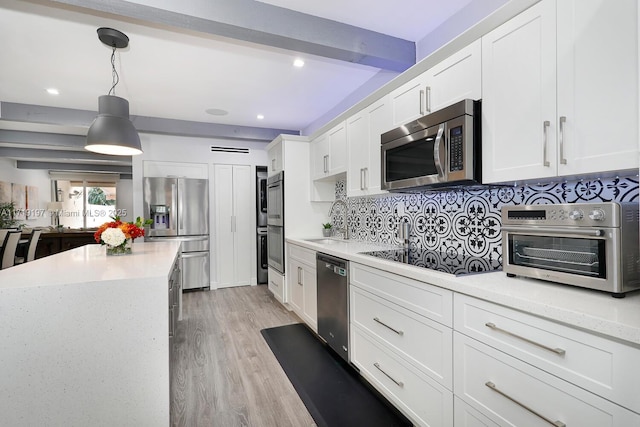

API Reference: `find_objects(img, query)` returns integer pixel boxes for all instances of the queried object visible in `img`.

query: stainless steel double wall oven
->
[256,168,268,284]
[267,171,285,274]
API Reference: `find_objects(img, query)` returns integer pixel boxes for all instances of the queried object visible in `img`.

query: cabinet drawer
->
[288,244,315,266]
[454,293,640,412]
[454,396,500,427]
[352,327,453,427]
[351,286,452,389]
[351,263,452,327]
[268,267,285,303]
[454,332,640,427]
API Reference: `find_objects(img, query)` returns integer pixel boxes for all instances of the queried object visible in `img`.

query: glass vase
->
[106,238,132,256]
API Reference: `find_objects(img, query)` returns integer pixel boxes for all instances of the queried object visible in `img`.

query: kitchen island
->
[0,241,180,427]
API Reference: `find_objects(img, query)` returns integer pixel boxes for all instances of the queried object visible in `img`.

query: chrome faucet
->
[328,199,349,240]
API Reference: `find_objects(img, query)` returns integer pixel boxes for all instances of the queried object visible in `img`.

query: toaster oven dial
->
[588,209,605,221]
[568,209,584,220]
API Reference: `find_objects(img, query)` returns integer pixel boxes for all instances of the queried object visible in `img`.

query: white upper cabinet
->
[425,39,482,113]
[347,95,392,197]
[311,120,347,180]
[390,40,482,128]
[311,132,329,180]
[482,0,557,183]
[390,74,429,127]
[482,0,638,184]
[267,140,283,175]
[556,0,638,176]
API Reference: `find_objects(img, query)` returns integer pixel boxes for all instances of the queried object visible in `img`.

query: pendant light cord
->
[108,45,119,96]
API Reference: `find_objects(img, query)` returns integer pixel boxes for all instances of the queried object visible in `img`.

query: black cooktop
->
[359,248,502,276]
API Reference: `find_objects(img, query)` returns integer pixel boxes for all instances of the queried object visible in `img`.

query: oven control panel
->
[502,202,627,228]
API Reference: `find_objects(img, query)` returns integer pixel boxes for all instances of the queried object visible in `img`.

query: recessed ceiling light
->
[205,108,228,116]
[46,88,59,95]
[293,58,305,68]
[257,114,265,120]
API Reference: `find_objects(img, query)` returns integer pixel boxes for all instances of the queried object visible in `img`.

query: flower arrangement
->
[94,216,152,255]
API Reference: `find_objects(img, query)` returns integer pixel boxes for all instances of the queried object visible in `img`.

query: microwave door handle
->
[433,124,446,179]
[502,226,603,237]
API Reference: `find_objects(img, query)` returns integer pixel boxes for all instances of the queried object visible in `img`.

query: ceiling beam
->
[0,102,297,142]
[0,147,131,164]
[46,0,416,72]
[0,130,87,149]
[16,161,132,176]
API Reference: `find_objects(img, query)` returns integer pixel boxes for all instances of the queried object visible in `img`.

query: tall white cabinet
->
[482,0,639,183]
[213,164,252,288]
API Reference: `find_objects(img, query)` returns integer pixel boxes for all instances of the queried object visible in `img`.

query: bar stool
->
[15,229,42,264]
[0,230,22,269]
[0,229,8,246]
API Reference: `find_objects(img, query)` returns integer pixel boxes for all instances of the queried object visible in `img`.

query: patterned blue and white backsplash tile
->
[331,176,639,262]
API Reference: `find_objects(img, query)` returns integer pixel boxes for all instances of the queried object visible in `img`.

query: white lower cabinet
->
[351,285,452,388]
[267,267,285,303]
[352,327,453,427]
[350,263,453,426]
[287,244,317,331]
[453,293,640,426]
[454,332,640,427]
[454,397,500,427]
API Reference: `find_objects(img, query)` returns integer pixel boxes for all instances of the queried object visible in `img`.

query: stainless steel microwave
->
[381,99,481,191]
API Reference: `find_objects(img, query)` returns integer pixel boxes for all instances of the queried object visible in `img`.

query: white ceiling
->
[0,0,477,135]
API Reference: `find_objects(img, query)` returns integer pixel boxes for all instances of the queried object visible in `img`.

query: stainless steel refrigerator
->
[143,177,210,290]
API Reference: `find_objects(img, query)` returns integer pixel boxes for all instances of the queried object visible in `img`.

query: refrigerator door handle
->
[175,181,184,234]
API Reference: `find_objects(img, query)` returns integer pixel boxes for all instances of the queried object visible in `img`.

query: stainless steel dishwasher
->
[316,252,350,362]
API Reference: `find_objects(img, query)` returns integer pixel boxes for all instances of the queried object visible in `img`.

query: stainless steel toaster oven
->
[501,202,640,297]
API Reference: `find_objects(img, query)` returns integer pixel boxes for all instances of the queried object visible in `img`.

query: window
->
[53,180,118,229]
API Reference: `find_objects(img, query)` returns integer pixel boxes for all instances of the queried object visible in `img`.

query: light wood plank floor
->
[170,285,317,427]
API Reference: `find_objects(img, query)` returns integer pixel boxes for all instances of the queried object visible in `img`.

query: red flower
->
[95,219,147,245]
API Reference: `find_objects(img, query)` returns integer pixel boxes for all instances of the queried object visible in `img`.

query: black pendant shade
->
[86,95,142,155]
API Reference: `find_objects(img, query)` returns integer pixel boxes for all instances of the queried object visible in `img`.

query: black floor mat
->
[261,323,412,427]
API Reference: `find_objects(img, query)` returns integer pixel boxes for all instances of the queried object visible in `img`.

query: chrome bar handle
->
[485,322,565,355]
[323,155,329,173]
[363,168,368,190]
[501,226,602,238]
[360,168,365,190]
[374,362,404,387]
[374,317,404,336]
[433,124,446,178]
[543,120,550,167]
[297,266,302,285]
[419,89,425,115]
[559,116,567,165]
[425,86,432,113]
[485,382,566,427]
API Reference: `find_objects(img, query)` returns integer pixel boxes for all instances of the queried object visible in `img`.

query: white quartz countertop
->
[0,241,181,289]
[288,237,640,347]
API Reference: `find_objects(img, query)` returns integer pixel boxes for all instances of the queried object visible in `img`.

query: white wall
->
[416,0,510,60]
[0,157,52,228]
[131,132,270,288]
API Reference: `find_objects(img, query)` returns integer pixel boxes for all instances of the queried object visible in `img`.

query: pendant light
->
[85,27,142,156]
